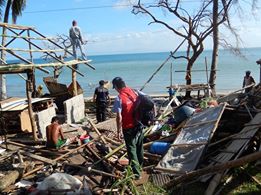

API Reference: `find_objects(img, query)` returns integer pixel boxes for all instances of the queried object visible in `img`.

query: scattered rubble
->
[0,84,260,194]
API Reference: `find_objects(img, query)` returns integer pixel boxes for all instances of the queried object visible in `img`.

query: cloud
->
[113,0,138,10]
[85,29,184,55]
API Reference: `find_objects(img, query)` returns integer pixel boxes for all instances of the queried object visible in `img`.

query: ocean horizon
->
[5,47,261,98]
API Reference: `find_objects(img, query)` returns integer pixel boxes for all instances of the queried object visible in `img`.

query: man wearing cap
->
[243,71,255,93]
[69,20,86,60]
[112,77,144,179]
[93,80,110,123]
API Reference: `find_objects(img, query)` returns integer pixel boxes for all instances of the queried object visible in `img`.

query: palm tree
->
[0,0,26,100]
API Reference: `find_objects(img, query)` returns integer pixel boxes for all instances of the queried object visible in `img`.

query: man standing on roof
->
[243,70,255,93]
[69,20,87,60]
[93,80,111,123]
[112,77,144,180]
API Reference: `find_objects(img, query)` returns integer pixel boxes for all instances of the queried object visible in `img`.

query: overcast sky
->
[12,0,261,55]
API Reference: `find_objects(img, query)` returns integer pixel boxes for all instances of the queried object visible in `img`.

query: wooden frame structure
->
[0,22,94,141]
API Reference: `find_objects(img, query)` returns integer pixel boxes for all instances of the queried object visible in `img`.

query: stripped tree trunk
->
[209,0,219,97]
[72,65,77,96]
[26,71,38,141]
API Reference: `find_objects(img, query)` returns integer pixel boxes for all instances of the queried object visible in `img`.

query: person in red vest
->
[112,77,143,179]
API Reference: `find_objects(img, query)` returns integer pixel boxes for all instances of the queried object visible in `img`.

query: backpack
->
[133,91,155,127]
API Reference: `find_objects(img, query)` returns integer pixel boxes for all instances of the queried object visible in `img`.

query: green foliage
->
[199,97,214,109]
[111,165,139,195]
[140,182,167,195]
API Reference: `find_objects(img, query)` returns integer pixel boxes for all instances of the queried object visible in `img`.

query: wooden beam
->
[26,76,38,141]
[53,142,89,162]
[164,151,261,188]
[0,47,69,53]
[64,163,119,178]
[21,151,55,165]
[0,60,90,73]
[0,22,34,30]
[0,44,49,74]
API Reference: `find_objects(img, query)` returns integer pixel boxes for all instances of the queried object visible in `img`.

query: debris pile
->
[0,86,260,194]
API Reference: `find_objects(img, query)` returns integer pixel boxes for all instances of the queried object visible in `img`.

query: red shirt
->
[118,87,138,129]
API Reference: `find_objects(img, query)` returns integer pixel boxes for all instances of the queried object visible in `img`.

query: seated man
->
[46,116,77,149]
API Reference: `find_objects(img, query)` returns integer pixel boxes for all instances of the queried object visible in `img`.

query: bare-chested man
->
[46,116,75,149]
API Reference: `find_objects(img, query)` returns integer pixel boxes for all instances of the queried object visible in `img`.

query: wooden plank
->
[21,151,55,165]
[183,119,217,128]
[53,142,89,162]
[0,59,92,71]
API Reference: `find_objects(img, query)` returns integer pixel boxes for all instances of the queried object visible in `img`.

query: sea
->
[5,47,261,98]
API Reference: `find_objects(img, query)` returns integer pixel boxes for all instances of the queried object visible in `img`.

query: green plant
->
[111,164,139,195]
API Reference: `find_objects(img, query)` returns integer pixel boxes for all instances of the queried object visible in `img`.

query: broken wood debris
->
[0,84,260,194]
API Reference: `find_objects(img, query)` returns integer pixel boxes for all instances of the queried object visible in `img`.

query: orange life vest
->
[119,87,138,129]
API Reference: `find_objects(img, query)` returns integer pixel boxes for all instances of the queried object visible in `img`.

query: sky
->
[6,0,261,55]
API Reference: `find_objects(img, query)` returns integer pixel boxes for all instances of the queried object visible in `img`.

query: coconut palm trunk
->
[0,0,11,100]
[0,0,26,100]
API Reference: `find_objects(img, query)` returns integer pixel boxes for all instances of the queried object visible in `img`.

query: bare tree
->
[132,0,232,97]
[41,34,72,79]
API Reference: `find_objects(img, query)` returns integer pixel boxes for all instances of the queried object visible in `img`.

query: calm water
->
[6,48,261,98]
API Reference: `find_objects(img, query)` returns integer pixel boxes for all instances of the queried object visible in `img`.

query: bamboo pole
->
[93,144,125,166]
[0,47,70,53]
[0,44,49,74]
[0,60,90,74]
[0,22,34,30]
[140,38,186,91]
[64,163,119,178]
[164,151,261,189]
[0,34,54,41]
[23,164,45,178]
[86,117,108,145]
[53,142,89,162]
[26,73,38,141]
[4,29,26,48]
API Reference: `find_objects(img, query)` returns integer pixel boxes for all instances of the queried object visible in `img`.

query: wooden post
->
[26,71,38,141]
[27,30,36,97]
[72,64,77,96]
[0,25,7,100]
[170,62,173,87]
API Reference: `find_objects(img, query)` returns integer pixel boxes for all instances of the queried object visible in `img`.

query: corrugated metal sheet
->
[156,103,226,174]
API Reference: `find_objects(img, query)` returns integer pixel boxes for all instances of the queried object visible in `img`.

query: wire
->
[24,1,202,14]
[24,4,133,14]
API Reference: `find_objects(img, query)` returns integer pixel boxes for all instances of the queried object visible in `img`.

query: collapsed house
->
[0,23,260,194]
[0,22,93,140]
